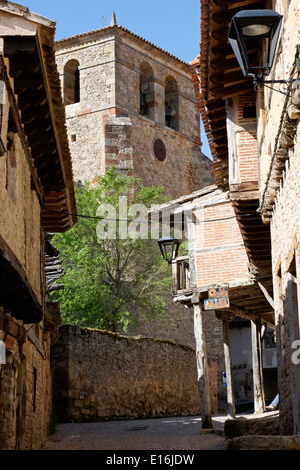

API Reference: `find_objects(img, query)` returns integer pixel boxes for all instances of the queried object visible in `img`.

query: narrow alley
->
[3,0,300,453]
[43,415,226,451]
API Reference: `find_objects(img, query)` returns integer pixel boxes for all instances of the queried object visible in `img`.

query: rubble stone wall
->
[0,310,52,450]
[0,87,42,303]
[270,132,300,434]
[51,325,202,422]
[258,1,300,190]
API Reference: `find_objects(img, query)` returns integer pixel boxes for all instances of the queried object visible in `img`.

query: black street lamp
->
[157,236,180,264]
[228,9,283,83]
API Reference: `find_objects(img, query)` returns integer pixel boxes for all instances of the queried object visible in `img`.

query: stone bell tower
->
[54,12,214,199]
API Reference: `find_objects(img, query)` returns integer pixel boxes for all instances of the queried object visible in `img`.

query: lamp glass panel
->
[242,24,271,36]
[245,37,269,69]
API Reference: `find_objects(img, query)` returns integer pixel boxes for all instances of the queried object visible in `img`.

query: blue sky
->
[21,0,211,158]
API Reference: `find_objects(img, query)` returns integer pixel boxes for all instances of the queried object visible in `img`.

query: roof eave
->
[0,4,77,231]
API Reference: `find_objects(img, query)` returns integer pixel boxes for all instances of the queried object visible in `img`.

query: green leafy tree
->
[51,167,174,332]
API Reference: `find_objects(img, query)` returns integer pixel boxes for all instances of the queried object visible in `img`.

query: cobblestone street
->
[43,415,227,451]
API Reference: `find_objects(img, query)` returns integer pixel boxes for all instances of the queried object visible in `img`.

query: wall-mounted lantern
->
[228,9,283,84]
[157,236,180,264]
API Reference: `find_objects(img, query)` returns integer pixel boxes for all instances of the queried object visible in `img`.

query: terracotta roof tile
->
[55,24,190,69]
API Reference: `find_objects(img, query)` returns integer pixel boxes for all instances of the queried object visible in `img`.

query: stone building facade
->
[0,2,76,449]
[0,310,57,450]
[256,0,300,436]
[54,15,214,199]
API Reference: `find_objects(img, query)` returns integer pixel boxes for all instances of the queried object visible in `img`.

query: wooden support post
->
[193,301,213,430]
[251,319,265,413]
[222,319,235,418]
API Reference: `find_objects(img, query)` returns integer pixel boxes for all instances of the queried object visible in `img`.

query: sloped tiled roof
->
[55,23,191,72]
[196,0,264,189]
[0,1,77,232]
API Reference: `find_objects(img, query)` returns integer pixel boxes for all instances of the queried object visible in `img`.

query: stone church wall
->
[55,27,214,197]
[50,325,202,422]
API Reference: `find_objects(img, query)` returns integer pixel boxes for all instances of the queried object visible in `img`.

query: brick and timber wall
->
[50,325,204,422]
[193,199,249,287]
[228,94,259,186]
[236,95,259,183]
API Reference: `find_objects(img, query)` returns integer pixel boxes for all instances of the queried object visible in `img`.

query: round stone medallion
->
[153,138,166,162]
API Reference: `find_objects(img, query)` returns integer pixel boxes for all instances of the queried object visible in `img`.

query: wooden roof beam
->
[212,0,262,7]
[212,2,263,25]
[210,81,253,99]
[206,107,226,119]
[211,70,248,87]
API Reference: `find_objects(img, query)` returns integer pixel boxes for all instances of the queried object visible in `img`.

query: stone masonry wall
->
[258,1,299,190]
[270,126,300,434]
[0,310,52,450]
[51,325,201,422]
[0,93,42,304]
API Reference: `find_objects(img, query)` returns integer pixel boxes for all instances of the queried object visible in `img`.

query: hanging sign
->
[204,287,230,310]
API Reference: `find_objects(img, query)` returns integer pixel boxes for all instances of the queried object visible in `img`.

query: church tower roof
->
[110,11,117,26]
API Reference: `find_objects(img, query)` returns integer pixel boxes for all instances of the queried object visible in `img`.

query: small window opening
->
[264,330,276,349]
[165,76,179,131]
[139,62,155,120]
[6,132,17,204]
[243,106,256,118]
[74,67,80,103]
[64,59,80,105]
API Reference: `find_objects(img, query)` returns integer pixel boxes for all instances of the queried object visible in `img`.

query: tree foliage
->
[51,167,173,332]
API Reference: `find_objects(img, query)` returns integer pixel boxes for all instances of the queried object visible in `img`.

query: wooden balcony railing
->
[172,256,190,294]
